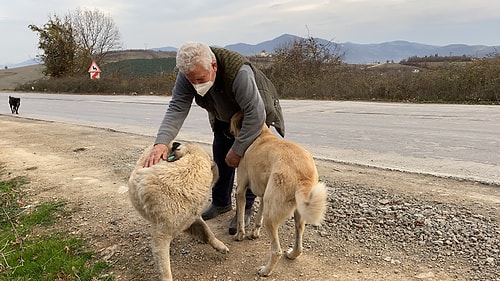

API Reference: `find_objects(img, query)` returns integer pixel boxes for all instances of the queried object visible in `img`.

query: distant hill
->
[151,46,178,52]
[224,34,299,56]
[5,58,42,69]
[0,64,44,90]
[150,34,498,64]
[11,34,500,66]
[223,34,499,64]
[104,57,176,77]
[339,41,498,64]
[6,50,176,69]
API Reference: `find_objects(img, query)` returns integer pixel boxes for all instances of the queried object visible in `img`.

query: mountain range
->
[155,33,499,64]
[13,34,499,67]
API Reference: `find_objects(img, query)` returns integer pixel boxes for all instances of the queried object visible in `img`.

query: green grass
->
[0,167,113,281]
[103,57,176,77]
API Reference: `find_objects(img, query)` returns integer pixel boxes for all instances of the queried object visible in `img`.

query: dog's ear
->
[230,111,244,137]
[171,142,181,151]
[167,142,182,162]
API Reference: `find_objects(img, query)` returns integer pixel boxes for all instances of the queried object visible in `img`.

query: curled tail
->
[296,182,327,225]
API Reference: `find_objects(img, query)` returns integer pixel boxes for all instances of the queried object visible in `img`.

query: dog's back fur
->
[128,143,228,281]
[231,111,327,277]
[241,130,326,224]
[129,143,213,228]
[9,96,20,114]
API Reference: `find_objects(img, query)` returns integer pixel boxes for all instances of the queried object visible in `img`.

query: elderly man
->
[144,42,284,234]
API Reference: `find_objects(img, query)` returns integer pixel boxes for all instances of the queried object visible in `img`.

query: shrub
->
[17,52,499,104]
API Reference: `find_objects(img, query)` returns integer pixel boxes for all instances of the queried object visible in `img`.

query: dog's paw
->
[258,266,272,277]
[252,226,261,239]
[212,240,229,253]
[233,231,246,241]
[247,231,259,240]
[217,244,229,254]
[285,248,303,260]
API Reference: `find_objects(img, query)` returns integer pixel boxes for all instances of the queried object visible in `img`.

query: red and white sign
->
[88,61,101,79]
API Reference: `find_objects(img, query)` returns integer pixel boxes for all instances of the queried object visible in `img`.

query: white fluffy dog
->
[128,142,229,281]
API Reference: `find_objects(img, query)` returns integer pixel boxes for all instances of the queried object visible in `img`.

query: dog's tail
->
[296,182,327,225]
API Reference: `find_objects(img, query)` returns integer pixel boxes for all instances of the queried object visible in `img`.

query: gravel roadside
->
[0,115,498,280]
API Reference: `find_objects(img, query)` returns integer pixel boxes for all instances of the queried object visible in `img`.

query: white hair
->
[176,42,216,74]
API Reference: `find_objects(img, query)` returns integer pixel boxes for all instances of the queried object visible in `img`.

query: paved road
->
[2,92,499,185]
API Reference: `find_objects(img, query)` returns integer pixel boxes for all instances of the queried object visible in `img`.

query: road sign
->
[88,61,101,73]
[88,61,101,79]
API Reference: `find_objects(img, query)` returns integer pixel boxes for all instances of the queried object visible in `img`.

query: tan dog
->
[128,142,229,281]
[230,111,327,277]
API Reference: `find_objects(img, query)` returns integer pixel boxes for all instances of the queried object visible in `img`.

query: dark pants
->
[212,119,255,210]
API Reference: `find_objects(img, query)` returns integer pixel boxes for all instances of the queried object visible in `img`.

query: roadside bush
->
[265,55,499,104]
[17,72,177,95]
[17,51,499,104]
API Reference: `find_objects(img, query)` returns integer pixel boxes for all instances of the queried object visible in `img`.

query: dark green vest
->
[194,47,285,137]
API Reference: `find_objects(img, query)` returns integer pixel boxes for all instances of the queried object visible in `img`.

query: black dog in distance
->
[9,96,20,114]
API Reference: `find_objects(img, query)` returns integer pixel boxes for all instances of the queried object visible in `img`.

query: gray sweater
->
[154,64,265,156]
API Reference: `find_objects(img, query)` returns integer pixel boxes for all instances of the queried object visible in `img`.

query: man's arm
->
[144,72,195,167]
[231,65,266,157]
[155,72,195,145]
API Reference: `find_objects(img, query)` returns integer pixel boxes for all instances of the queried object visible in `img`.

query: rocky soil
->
[0,115,498,281]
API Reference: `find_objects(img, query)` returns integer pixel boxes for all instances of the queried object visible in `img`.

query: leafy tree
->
[29,15,77,77]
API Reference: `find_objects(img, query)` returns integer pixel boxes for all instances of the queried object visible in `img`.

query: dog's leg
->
[185,218,229,253]
[248,197,264,239]
[258,217,283,277]
[151,230,173,281]
[286,209,305,259]
[233,184,248,241]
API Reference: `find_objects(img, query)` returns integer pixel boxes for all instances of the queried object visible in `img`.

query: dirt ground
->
[0,115,498,281]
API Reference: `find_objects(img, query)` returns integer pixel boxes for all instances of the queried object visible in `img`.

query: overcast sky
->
[1,0,499,66]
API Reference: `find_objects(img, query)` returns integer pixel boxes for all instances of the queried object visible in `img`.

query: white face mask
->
[193,80,214,97]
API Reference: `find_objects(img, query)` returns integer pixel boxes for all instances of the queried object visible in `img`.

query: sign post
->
[87,61,101,79]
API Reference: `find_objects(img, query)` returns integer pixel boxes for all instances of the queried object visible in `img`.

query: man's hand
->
[143,143,169,167]
[225,148,241,168]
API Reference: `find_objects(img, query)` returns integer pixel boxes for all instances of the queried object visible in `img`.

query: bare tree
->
[274,36,344,78]
[270,34,345,98]
[69,8,121,70]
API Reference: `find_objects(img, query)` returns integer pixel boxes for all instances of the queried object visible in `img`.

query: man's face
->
[186,62,217,85]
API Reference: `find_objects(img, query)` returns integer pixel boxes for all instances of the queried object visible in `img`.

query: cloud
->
[1,0,499,65]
